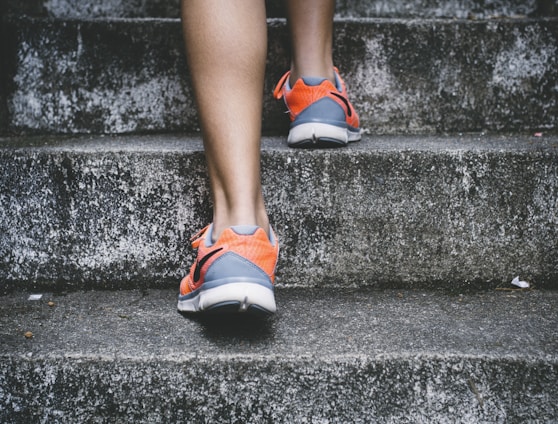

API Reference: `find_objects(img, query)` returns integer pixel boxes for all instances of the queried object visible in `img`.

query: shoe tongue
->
[302,76,328,87]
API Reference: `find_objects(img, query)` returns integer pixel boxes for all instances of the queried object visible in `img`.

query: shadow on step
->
[179,312,276,344]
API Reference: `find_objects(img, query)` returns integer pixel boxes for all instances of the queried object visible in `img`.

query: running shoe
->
[273,67,361,148]
[177,224,279,315]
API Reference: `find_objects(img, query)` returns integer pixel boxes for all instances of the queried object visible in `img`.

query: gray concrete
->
[2,17,557,135]
[0,134,557,292]
[0,288,557,422]
[3,0,557,19]
[2,3,556,422]
[334,0,558,18]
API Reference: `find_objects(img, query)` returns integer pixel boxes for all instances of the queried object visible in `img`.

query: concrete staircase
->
[1,1,557,422]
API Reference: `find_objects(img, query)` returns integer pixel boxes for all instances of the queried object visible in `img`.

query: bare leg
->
[275,0,361,148]
[181,0,269,240]
[285,0,336,83]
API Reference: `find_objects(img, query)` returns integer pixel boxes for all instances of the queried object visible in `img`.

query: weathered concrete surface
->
[334,0,558,18]
[0,17,8,135]
[0,134,556,292]
[331,18,558,134]
[0,135,211,291]
[3,0,557,19]
[0,288,557,423]
[3,17,557,135]
[2,17,197,135]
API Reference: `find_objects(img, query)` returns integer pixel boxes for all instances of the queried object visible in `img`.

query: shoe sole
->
[177,282,276,315]
[287,122,361,148]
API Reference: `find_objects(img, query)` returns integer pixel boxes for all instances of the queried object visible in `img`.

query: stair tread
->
[1,288,557,360]
[1,132,557,151]
[3,287,557,421]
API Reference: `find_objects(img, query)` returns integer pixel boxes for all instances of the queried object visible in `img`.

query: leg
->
[181,0,269,240]
[285,0,336,84]
[178,0,279,314]
[273,0,361,148]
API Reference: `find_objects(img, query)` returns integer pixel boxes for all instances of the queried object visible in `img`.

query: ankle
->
[211,214,270,242]
[289,64,335,86]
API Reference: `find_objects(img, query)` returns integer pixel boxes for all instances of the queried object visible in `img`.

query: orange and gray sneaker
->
[273,67,361,148]
[178,224,279,315]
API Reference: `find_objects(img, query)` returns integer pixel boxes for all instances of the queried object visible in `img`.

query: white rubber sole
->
[287,122,362,147]
[177,282,276,315]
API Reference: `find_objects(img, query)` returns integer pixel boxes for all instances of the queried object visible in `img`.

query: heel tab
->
[301,76,328,87]
[230,225,259,236]
[230,225,277,246]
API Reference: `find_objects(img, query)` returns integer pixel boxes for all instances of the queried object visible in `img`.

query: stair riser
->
[4,0,555,19]
[1,357,556,423]
[3,18,557,135]
[1,137,556,291]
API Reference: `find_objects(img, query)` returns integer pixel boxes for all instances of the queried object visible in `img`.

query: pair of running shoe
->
[177,69,361,315]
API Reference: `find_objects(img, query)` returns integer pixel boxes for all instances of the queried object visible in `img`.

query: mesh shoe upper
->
[273,68,360,130]
[179,225,279,298]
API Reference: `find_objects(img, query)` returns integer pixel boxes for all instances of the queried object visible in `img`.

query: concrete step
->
[4,0,557,19]
[1,288,557,422]
[1,134,556,292]
[2,17,557,135]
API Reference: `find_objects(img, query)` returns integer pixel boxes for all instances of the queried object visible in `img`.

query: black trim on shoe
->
[330,92,352,117]
[193,248,224,282]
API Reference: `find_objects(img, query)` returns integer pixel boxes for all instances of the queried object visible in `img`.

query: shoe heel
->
[200,282,277,314]
[288,122,351,147]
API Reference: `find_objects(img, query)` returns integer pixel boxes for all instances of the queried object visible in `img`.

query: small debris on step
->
[511,276,529,289]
